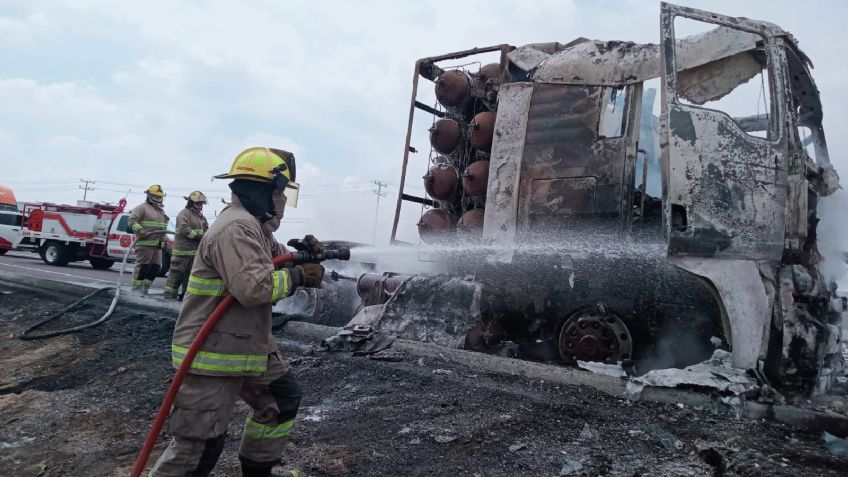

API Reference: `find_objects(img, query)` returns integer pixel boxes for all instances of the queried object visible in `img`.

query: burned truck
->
[353,3,844,396]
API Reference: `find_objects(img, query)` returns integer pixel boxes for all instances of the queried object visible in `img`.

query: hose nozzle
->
[322,248,351,261]
[285,248,351,265]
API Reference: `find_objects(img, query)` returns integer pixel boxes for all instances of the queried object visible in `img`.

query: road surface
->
[0,250,167,289]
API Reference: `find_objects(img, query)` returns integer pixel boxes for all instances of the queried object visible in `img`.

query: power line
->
[93,179,375,193]
[372,180,388,244]
[79,179,96,201]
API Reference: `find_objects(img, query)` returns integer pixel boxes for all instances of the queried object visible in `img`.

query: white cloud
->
[1,0,847,248]
[45,133,145,152]
[0,12,51,43]
[0,128,21,153]
[0,78,146,134]
[112,57,187,94]
[298,162,321,181]
[45,134,87,149]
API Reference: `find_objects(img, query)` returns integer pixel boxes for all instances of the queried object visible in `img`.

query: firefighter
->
[128,185,169,294]
[149,147,322,477]
[163,191,209,300]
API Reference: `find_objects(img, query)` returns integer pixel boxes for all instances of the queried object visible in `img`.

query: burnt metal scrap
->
[352,276,482,349]
[626,349,760,400]
[363,2,846,398]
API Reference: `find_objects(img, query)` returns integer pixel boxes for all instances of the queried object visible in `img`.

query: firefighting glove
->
[286,235,324,256]
[302,235,324,254]
[292,263,324,288]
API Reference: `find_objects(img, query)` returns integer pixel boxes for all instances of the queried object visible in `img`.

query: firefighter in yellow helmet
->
[149,148,320,477]
[163,191,209,300]
[127,185,169,294]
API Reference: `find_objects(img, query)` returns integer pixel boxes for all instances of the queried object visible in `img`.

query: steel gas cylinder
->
[424,163,460,201]
[435,70,471,108]
[469,111,496,152]
[429,118,462,155]
[456,208,485,238]
[473,63,503,96]
[462,160,490,198]
[417,208,453,243]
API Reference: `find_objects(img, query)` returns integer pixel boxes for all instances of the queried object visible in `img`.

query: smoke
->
[635,311,721,374]
[816,189,848,290]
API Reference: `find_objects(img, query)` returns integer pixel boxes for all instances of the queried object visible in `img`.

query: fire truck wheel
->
[89,257,114,270]
[0,248,7,255]
[40,241,70,267]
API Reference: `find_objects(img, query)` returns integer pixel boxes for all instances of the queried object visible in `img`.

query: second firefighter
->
[164,191,209,299]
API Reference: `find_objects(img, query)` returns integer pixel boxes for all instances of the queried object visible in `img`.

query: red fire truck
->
[0,198,171,273]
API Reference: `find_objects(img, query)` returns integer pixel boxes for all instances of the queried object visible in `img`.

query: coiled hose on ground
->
[19,236,136,340]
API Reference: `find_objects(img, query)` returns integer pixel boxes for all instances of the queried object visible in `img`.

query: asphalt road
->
[0,250,167,289]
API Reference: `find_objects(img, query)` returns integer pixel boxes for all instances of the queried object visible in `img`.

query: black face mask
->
[229,180,276,223]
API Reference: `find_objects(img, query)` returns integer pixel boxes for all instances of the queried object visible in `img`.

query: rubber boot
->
[135,264,151,295]
[191,434,226,477]
[163,287,178,299]
[240,457,300,477]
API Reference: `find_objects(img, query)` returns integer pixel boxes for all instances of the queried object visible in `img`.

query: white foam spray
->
[343,232,669,277]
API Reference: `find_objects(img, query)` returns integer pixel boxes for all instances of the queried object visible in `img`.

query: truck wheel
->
[40,241,70,266]
[89,257,114,270]
[159,250,171,277]
[0,248,7,255]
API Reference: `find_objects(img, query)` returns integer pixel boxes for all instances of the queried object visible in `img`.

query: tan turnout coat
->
[172,207,208,257]
[127,202,169,248]
[171,197,293,377]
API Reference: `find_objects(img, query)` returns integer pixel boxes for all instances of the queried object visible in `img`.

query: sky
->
[1,0,847,247]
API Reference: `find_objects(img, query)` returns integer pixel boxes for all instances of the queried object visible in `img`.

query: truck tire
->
[159,249,171,277]
[89,257,114,270]
[0,248,7,255]
[40,241,70,266]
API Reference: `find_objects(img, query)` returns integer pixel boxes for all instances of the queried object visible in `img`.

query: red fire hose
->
[129,248,349,477]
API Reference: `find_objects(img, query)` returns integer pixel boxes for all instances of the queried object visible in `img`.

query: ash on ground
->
[1,283,846,477]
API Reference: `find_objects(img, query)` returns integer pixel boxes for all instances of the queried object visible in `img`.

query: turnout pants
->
[132,247,163,289]
[163,255,194,297]
[150,353,301,477]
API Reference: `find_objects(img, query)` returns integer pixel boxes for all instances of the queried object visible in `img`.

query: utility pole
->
[79,179,96,201]
[372,180,388,244]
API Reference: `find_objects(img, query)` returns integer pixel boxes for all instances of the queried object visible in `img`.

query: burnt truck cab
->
[388,3,843,395]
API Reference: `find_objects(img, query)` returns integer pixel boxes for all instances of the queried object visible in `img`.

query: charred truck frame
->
[372,3,842,396]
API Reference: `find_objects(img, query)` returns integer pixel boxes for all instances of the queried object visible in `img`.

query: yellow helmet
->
[184,191,207,203]
[215,147,293,182]
[145,184,166,197]
[215,147,300,207]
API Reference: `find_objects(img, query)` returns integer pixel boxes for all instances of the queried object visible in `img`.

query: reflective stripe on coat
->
[127,202,169,249]
[172,207,208,257]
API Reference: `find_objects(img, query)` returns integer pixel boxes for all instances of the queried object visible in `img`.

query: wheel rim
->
[558,306,632,363]
[46,245,58,262]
